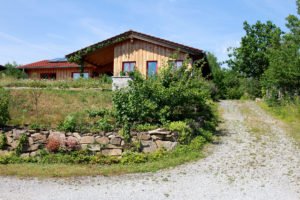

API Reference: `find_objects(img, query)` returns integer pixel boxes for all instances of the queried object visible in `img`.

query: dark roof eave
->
[66,30,204,58]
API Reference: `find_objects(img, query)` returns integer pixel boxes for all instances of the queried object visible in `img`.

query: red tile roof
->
[18,60,79,69]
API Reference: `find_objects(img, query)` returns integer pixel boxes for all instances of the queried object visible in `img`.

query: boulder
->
[30,151,38,157]
[49,131,66,146]
[12,129,27,140]
[150,134,165,140]
[31,133,47,143]
[80,136,95,144]
[88,144,101,152]
[5,131,12,138]
[73,132,81,140]
[148,128,171,135]
[110,137,122,146]
[66,136,80,150]
[96,137,109,145]
[105,144,122,149]
[156,140,178,151]
[26,144,40,152]
[101,148,122,156]
[137,132,151,140]
[141,140,157,153]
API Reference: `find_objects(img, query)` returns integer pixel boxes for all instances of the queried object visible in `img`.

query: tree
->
[2,62,27,79]
[228,21,282,78]
[262,0,300,102]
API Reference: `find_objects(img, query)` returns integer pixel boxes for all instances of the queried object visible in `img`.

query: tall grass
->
[258,99,300,145]
[8,89,112,128]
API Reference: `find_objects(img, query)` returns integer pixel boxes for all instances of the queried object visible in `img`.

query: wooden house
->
[19,30,210,81]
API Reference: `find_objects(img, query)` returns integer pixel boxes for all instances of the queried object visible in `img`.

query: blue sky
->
[0,0,297,65]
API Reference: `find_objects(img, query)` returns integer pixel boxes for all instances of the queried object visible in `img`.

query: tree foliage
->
[228,21,282,79]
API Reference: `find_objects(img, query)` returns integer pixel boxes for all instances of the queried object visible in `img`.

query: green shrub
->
[135,123,158,132]
[189,136,207,150]
[113,61,215,137]
[58,114,77,132]
[198,128,213,142]
[0,133,7,150]
[0,88,10,126]
[168,121,192,144]
[121,151,148,164]
[15,134,28,155]
[96,117,114,132]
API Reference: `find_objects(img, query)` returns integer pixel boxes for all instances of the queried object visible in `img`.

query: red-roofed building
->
[19,30,210,81]
[18,58,110,80]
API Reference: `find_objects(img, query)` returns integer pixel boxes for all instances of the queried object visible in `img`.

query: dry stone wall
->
[0,128,178,157]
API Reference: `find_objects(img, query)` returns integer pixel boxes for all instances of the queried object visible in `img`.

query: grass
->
[258,101,300,145]
[0,148,204,178]
[0,77,112,90]
[8,89,112,128]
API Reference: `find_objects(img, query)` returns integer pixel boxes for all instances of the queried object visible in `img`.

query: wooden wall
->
[26,67,94,80]
[113,39,191,76]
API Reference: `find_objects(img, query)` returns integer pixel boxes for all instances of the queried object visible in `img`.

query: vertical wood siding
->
[26,67,94,80]
[113,39,190,76]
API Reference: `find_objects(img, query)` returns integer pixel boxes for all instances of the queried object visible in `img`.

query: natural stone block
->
[73,132,81,140]
[148,128,171,135]
[137,132,151,140]
[96,137,109,145]
[26,144,40,152]
[110,137,122,146]
[31,133,47,143]
[88,144,101,152]
[80,136,95,144]
[156,140,177,151]
[101,148,122,156]
[141,140,157,153]
[13,129,26,140]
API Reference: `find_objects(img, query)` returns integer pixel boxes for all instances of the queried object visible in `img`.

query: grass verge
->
[0,147,204,178]
[258,101,300,145]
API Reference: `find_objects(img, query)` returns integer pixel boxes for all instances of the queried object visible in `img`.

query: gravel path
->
[1,100,299,200]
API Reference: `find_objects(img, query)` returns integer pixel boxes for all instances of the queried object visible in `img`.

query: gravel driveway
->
[1,100,299,200]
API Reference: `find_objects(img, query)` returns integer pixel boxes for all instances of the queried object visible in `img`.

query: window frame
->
[122,61,136,73]
[146,60,158,77]
[71,72,89,80]
[40,73,56,80]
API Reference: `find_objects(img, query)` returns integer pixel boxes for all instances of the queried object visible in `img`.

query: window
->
[169,60,183,69]
[147,61,157,77]
[122,62,135,73]
[40,73,56,80]
[72,72,89,80]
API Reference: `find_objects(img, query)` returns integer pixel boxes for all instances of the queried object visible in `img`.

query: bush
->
[15,134,28,155]
[58,114,77,132]
[46,137,61,152]
[189,136,207,150]
[0,133,7,150]
[0,88,10,126]
[113,61,215,138]
[168,121,192,144]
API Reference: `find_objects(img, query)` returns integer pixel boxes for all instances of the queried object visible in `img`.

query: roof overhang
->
[66,30,204,60]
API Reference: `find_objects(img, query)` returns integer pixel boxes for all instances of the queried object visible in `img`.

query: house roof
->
[0,65,5,71]
[17,59,79,69]
[66,30,204,58]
